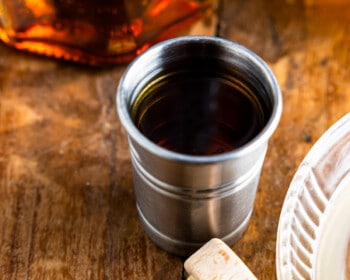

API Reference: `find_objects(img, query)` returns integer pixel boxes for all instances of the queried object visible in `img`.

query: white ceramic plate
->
[276,113,350,280]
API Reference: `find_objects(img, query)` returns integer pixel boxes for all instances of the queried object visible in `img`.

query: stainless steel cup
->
[117,36,282,256]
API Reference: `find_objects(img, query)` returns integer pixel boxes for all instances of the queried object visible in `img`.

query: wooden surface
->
[1,1,350,279]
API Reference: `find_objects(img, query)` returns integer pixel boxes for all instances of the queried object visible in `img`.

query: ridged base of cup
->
[137,204,253,257]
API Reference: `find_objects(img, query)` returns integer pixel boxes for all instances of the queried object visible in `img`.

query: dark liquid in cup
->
[132,71,266,155]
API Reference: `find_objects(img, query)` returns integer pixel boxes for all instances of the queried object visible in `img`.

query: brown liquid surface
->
[132,73,265,155]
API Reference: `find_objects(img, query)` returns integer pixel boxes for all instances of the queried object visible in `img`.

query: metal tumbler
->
[117,36,282,256]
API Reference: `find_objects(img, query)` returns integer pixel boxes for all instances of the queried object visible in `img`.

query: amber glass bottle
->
[0,0,216,65]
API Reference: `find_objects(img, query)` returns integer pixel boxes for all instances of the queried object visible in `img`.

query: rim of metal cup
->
[117,36,282,164]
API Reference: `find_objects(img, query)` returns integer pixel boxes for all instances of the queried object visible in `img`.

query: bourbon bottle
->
[0,0,216,65]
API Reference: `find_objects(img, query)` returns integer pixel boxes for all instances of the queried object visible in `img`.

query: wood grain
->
[1,1,350,279]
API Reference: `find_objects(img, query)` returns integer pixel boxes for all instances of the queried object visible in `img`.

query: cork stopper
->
[184,238,257,280]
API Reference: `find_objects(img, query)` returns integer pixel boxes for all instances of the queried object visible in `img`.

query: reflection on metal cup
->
[117,36,282,256]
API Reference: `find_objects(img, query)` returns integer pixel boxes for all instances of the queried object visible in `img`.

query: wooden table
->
[1,1,350,279]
